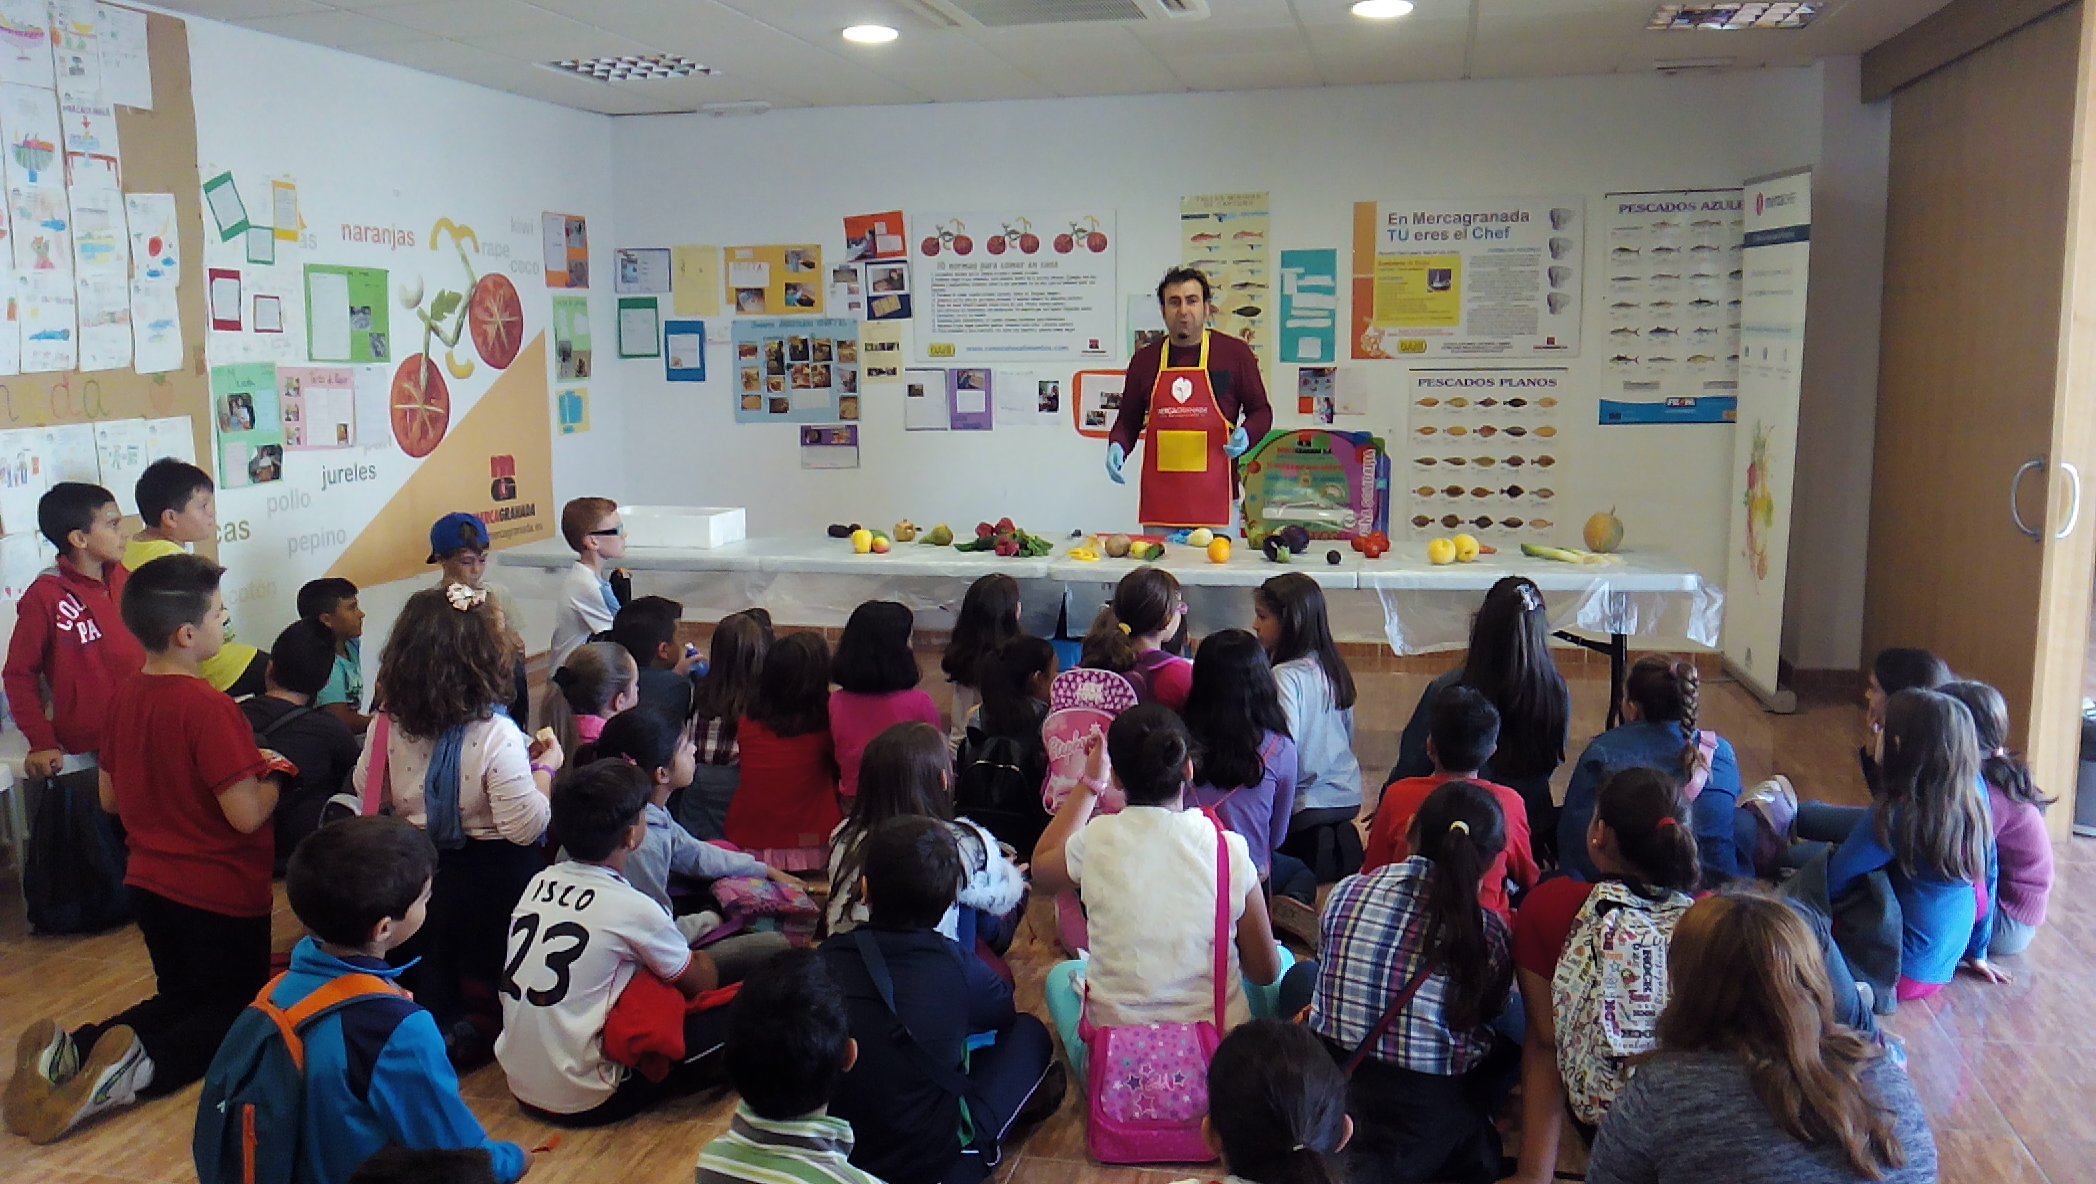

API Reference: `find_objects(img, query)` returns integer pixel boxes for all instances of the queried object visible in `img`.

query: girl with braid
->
[1558,655,1745,884]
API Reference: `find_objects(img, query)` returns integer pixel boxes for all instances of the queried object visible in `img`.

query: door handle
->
[2012,457,2045,541]
[2058,461,2083,540]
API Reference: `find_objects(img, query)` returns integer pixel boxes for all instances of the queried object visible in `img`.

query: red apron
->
[1137,331,1234,529]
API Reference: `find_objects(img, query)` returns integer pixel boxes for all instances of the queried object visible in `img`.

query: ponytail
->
[1082,568,1182,674]
[1940,680,2053,810]
[1413,781,1511,1030]
[544,641,638,761]
[1106,704,1192,807]
[1206,1021,1349,1184]
[1625,654,1705,781]
[1594,766,1700,894]
[579,706,682,779]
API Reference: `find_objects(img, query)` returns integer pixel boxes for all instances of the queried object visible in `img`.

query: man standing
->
[1106,268,1272,528]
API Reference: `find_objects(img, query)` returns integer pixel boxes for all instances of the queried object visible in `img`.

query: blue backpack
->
[193,971,405,1184]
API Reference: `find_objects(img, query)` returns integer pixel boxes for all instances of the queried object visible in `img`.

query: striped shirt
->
[1308,856,1510,1075]
[696,1104,889,1184]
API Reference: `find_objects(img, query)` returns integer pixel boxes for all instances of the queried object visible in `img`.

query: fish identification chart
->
[1180,191,1270,362]
[1599,189,1743,425]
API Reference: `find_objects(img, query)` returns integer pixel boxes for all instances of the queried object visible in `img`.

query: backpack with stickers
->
[193,972,406,1184]
[1548,879,1693,1126]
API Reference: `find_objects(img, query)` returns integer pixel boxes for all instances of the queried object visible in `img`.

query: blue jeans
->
[1045,946,1296,1080]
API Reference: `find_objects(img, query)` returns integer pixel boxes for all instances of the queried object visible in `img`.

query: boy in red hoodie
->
[3,482,146,781]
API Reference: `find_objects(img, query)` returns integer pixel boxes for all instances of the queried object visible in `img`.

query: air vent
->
[899,0,1206,29]
[1648,3,1820,30]
[541,54,716,82]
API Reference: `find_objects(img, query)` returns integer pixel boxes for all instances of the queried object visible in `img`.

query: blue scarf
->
[422,724,470,850]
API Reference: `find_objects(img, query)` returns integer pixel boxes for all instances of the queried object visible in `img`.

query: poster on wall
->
[96,3,150,110]
[725,243,822,315]
[279,365,355,448]
[1351,197,1581,359]
[0,0,51,91]
[1126,294,1162,356]
[863,259,911,322]
[211,360,285,487]
[541,212,587,288]
[664,319,704,382]
[829,264,862,318]
[616,296,659,358]
[903,366,947,431]
[731,316,857,423]
[1722,168,1813,704]
[843,210,907,262]
[947,366,991,431]
[1402,368,1567,543]
[912,209,1115,363]
[558,386,588,434]
[91,418,148,510]
[304,264,388,363]
[860,321,904,385]
[20,269,74,371]
[1279,248,1338,364]
[671,244,718,316]
[1072,369,1123,438]
[1599,189,1743,425]
[550,293,590,380]
[612,247,670,294]
[799,424,859,469]
[1181,192,1268,361]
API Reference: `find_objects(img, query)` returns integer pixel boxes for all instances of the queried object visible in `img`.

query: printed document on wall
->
[1352,198,1581,359]
[95,3,151,109]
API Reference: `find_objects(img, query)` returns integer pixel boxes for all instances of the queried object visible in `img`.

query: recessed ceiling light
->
[1648,3,1820,30]
[542,53,715,82]
[1350,0,1414,18]
[842,24,900,44]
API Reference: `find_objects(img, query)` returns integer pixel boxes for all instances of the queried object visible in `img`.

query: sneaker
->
[1271,894,1321,954]
[677,910,726,945]
[4,1020,78,1136]
[20,1025,150,1144]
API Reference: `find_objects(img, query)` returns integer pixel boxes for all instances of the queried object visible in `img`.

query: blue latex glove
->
[1223,424,1250,459]
[1106,442,1127,484]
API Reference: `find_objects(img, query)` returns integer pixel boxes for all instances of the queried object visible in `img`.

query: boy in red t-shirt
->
[1367,684,1540,922]
[2,483,146,781]
[3,555,279,1144]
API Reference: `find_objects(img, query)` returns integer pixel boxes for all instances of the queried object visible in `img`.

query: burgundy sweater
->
[1107,331,1273,457]
[1991,784,2054,927]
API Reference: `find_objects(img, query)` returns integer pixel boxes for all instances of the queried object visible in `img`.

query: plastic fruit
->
[1453,533,1480,563]
[1188,527,1214,548]
[923,524,953,546]
[1326,550,1341,565]
[871,536,891,554]
[893,519,919,543]
[850,528,873,554]
[1104,533,1132,559]
[1427,538,1458,566]
[1207,537,1231,564]
[1583,508,1625,554]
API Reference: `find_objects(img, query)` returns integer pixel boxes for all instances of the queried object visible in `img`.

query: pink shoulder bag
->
[1078,809,1231,1165]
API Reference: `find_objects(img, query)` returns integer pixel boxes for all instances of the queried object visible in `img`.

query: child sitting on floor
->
[298,577,370,734]
[695,950,886,1184]
[830,601,942,799]
[496,759,722,1127]
[726,631,840,873]
[544,640,640,756]
[682,610,769,841]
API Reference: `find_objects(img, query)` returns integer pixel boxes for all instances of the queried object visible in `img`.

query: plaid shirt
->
[1307,856,1511,1075]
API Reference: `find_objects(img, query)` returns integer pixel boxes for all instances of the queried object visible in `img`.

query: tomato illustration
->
[467,273,523,370]
[1020,233,1040,254]
[390,356,451,458]
[953,235,974,255]
[1054,234,1074,254]
[1088,232,1110,252]
[921,236,941,257]
[987,236,1006,255]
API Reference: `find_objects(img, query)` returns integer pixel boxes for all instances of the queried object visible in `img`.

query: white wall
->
[611,69,1835,638]
[1784,56,1888,673]
[183,20,622,657]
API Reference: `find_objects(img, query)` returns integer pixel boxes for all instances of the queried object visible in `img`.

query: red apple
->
[953,235,974,255]
[871,536,891,554]
[1020,233,1040,254]
[1055,234,1074,254]
[921,236,941,256]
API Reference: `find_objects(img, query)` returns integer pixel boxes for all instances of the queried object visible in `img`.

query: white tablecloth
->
[500,536,1722,653]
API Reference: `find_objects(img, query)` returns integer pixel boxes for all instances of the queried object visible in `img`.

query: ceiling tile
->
[234,9,426,47]
[373,0,569,40]
[1160,47,1323,90]
[455,15,660,62]
[1312,44,1470,85]
[1289,0,1470,26]
[1469,34,1639,78]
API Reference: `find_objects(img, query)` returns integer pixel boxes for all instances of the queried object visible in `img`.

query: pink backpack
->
[1041,668,1140,816]
[1077,810,1231,1165]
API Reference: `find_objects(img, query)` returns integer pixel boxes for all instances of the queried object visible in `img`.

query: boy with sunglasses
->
[550,497,627,669]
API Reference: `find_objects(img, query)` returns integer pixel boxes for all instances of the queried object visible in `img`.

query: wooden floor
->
[2,657,2089,1183]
